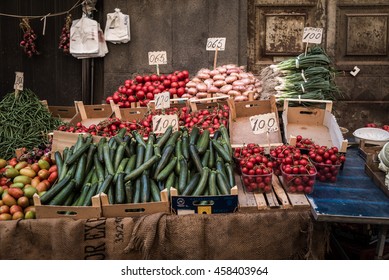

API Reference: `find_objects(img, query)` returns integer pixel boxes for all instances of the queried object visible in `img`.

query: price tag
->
[152,114,179,134]
[154,91,170,110]
[148,51,167,65]
[249,113,279,135]
[302,27,323,44]
[206,37,226,51]
[14,72,24,91]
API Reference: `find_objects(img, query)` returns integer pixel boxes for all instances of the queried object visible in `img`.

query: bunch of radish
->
[106,70,190,107]
[269,145,299,176]
[185,64,262,102]
[19,18,39,57]
[58,14,71,54]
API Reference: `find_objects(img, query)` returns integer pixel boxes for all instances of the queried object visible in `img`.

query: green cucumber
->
[192,167,210,196]
[189,144,203,173]
[115,172,125,204]
[141,173,150,203]
[124,155,161,182]
[182,173,201,196]
[196,129,210,154]
[156,156,177,182]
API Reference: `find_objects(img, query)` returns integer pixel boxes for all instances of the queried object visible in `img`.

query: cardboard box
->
[188,94,229,112]
[48,105,77,123]
[100,190,171,217]
[70,101,114,127]
[282,98,348,153]
[170,186,239,215]
[33,193,101,219]
[228,95,283,149]
[109,100,148,122]
[51,130,103,156]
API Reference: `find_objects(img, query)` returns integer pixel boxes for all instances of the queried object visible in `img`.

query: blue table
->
[307,147,389,259]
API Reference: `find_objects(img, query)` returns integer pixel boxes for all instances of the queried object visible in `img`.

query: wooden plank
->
[272,175,292,209]
[235,174,259,212]
[264,190,280,208]
[278,176,310,208]
[365,164,389,199]
[253,192,268,210]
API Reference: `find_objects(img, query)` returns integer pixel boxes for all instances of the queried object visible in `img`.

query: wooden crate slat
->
[272,175,292,209]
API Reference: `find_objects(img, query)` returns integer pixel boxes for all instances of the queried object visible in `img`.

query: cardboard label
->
[154,91,170,109]
[206,37,226,51]
[14,71,24,91]
[302,27,323,44]
[249,112,279,135]
[148,51,167,65]
[152,114,178,134]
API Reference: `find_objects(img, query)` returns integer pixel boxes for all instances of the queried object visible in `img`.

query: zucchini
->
[63,191,76,206]
[115,172,125,204]
[103,143,115,176]
[124,155,161,182]
[76,183,91,206]
[108,183,115,204]
[133,178,141,203]
[40,173,72,204]
[189,126,200,145]
[201,149,210,168]
[209,171,217,195]
[219,124,232,157]
[124,154,136,174]
[174,139,182,174]
[208,140,215,168]
[74,153,87,190]
[97,137,107,162]
[114,142,127,170]
[211,139,232,163]
[163,131,181,152]
[140,173,150,203]
[132,130,147,148]
[97,174,114,194]
[156,125,173,149]
[124,181,133,203]
[116,127,127,139]
[196,129,210,154]
[182,173,201,196]
[82,182,98,206]
[156,156,177,181]
[178,156,188,194]
[153,144,174,178]
[85,143,97,175]
[73,133,85,152]
[189,144,203,173]
[216,171,230,195]
[192,167,210,196]
[144,134,155,163]
[48,179,76,206]
[135,143,145,168]
[225,162,236,187]
[108,135,118,150]
[54,151,64,179]
[150,179,161,202]
[181,130,189,160]
[113,157,129,184]
[93,154,105,182]
[66,142,91,166]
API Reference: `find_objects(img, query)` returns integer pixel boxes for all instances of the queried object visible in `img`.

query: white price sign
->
[250,113,279,135]
[152,114,179,134]
[302,27,323,44]
[14,71,24,91]
[148,51,167,65]
[206,37,226,51]
[154,91,170,110]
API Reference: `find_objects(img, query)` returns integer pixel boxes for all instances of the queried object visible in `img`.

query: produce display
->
[259,46,341,101]
[184,64,262,102]
[19,18,39,57]
[56,103,230,137]
[0,89,63,160]
[39,124,235,208]
[365,123,389,132]
[106,70,190,107]
[281,159,317,194]
[0,156,58,220]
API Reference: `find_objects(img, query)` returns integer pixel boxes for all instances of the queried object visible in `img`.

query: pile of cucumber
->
[40,125,235,206]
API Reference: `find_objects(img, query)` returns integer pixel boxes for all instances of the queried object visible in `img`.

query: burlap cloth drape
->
[0,210,328,260]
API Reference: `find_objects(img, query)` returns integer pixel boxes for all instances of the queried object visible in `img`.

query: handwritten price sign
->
[152,114,179,134]
[302,27,323,44]
[206,38,226,51]
[148,51,167,65]
[154,91,170,110]
[249,113,279,135]
[14,72,24,91]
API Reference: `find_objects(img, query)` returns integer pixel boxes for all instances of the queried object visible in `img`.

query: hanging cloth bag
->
[105,8,130,44]
[70,15,99,56]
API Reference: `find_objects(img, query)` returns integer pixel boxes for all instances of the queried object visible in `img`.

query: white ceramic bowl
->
[353,127,389,145]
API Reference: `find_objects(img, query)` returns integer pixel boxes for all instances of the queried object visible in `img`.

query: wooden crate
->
[237,173,310,212]
[100,189,171,217]
[70,101,114,127]
[33,193,101,219]
[282,98,348,153]
[188,94,229,112]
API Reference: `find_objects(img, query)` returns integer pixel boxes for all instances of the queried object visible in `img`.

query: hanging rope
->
[0,0,84,19]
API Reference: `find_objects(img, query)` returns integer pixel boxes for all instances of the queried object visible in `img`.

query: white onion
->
[209,69,220,77]
[196,83,208,92]
[213,74,225,81]
[232,80,245,87]
[213,80,226,88]
[228,90,241,96]
[186,81,198,88]
[208,86,219,93]
[204,78,214,86]
[196,92,208,98]
[197,73,210,80]
[187,87,198,95]
[220,84,233,93]
[225,75,237,84]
